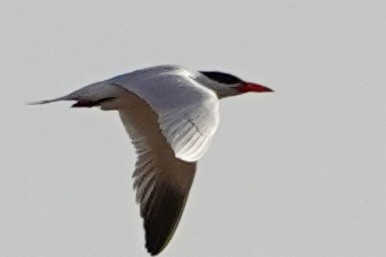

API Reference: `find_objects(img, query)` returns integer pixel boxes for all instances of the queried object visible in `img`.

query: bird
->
[30,65,273,255]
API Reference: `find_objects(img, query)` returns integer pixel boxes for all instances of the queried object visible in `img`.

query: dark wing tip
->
[144,182,188,255]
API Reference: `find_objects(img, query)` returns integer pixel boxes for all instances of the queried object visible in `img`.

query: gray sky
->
[1,1,386,256]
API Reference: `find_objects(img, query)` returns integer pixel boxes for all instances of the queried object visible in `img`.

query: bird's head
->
[199,71,273,98]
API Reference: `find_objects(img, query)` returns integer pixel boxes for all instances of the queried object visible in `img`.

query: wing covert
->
[112,67,220,162]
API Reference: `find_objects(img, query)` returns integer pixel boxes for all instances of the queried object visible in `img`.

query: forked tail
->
[26,94,74,105]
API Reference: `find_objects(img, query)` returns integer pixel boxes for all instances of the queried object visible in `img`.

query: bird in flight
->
[31,65,273,255]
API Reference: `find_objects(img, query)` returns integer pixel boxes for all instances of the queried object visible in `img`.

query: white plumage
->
[31,64,273,255]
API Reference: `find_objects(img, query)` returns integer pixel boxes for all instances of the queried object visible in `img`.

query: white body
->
[32,65,272,255]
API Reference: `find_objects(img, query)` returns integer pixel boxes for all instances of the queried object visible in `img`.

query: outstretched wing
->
[113,67,220,255]
[117,89,218,255]
[119,101,196,255]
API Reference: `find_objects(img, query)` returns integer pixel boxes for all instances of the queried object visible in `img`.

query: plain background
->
[1,1,385,256]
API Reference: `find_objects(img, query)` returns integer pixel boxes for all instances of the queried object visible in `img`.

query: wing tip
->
[146,244,163,256]
[142,182,189,256]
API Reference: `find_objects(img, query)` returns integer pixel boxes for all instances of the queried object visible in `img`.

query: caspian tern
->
[31,65,273,255]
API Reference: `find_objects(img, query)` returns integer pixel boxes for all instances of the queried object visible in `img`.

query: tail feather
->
[27,82,122,106]
[27,95,74,105]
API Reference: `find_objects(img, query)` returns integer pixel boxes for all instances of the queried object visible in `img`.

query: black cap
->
[200,71,243,85]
